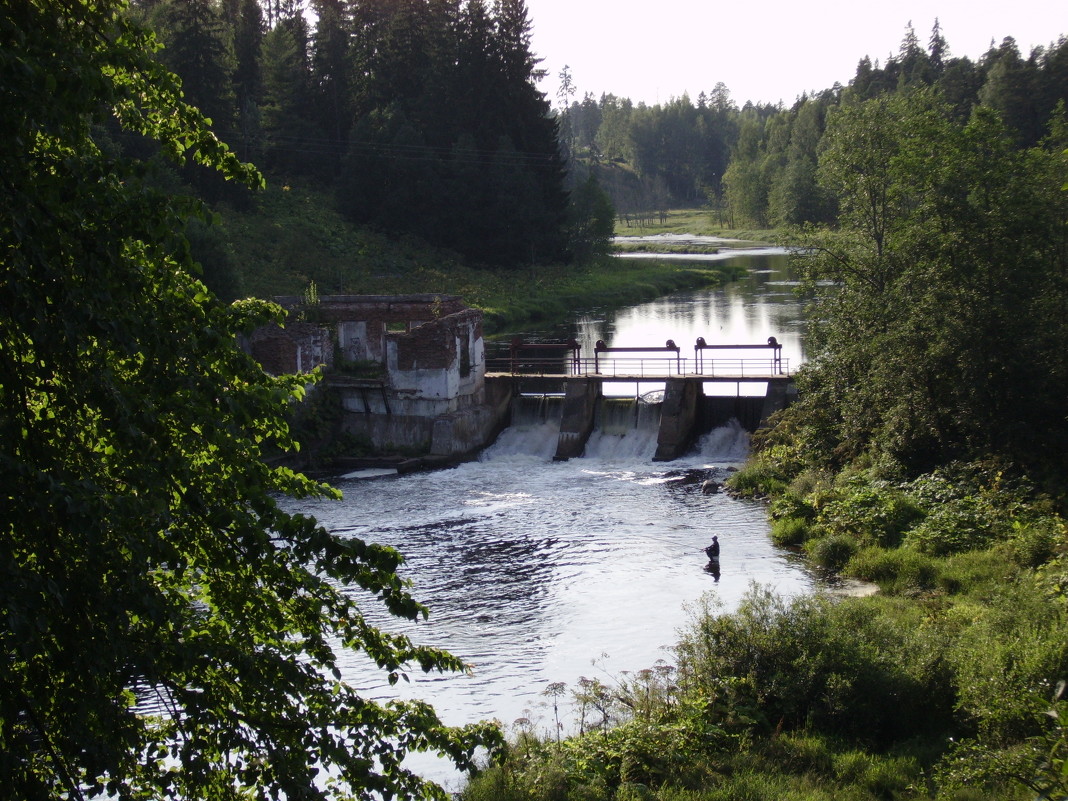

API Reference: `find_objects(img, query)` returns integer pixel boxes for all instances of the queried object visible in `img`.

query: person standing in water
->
[705,535,720,562]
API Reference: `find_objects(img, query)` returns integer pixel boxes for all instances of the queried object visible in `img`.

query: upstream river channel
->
[281,245,819,789]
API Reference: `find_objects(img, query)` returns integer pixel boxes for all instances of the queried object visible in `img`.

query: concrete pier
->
[653,378,702,461]
[553,379,600,460]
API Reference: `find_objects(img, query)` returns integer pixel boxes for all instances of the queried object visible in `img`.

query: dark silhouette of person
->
[705,535,720,562]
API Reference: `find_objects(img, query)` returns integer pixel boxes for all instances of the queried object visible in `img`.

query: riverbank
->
[218,187,765,338]
[460,447,1068,801]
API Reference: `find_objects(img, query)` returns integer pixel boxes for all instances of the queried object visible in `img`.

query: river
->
[281,246,817,790]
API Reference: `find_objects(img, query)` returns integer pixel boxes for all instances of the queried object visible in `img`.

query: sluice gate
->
[489,375,795,462]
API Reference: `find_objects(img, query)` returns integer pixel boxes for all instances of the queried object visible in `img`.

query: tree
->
[261,20,322,175]
[0,3,501,799]
[723,112,770,227]
[150,0,236,128]
[783,89,1068,476]
[567,172,617,261]
[228,0,266,163]
[980,37,1042,146]
[310,0,352,157]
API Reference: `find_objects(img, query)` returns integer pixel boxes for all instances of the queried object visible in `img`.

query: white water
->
[284,416,816,790]
[279,251,816,790]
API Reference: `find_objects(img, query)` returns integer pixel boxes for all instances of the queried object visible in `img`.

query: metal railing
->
[486,336,791,378]
[485,351,791,378]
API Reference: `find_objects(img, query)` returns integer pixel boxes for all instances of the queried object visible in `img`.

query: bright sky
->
[524,0,1067,108]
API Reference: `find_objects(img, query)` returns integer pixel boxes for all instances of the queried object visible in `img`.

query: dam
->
[245,294,796,463]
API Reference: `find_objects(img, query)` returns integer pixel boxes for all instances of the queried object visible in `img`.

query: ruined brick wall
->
[244,295,501,457]
[386,307,484,403]
[245,295,471,375]
[247,321,332,375]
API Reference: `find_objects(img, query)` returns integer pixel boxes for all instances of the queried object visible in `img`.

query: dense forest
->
[126,3,1068,288]
[125,0,620,268]
[559,22,1068,227]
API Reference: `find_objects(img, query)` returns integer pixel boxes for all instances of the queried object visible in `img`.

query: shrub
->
[725,460,789,498]
[947,577,1068,743]
[771,516,812,547]
[676,587,946,744]
[1007,516,1063,568]
[807,534,857,572]
[844,546,939,594]
[770,491,816,522]
[817,484,925,548]
[903,495,1003,556]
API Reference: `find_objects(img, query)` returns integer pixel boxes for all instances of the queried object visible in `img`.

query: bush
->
[807,534,857,572]
[1007,516,1063,568]
[903,495,1003,556]
[675,587,946,744]
[725,460,789,498]
[947,578,1068,744]
[770,491,817,522]
[771,516,812,547]
[844,546,939,594]
[817,484,925,548]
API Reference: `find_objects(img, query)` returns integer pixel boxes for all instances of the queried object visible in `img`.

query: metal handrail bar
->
[695,336,783,374]
[509,337,581,373]
[594,339,681,374]
[485,356,791,378]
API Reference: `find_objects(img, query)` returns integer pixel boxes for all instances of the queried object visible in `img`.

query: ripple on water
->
[280,422,819,787]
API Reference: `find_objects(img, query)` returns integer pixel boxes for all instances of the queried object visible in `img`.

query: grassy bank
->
[460,455,1068,801]
[218,186,750,336]
[614,206,775,243]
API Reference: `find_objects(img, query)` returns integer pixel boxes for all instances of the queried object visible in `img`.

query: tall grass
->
[216,185,749,335]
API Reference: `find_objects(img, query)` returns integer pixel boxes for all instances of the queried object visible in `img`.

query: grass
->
[614,206,775,244]
[216,185,755,336]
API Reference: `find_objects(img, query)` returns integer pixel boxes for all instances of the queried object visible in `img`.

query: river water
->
[281,247,817,790]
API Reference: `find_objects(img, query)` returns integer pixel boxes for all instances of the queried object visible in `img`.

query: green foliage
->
[725,443,808,498]
[675,588,952,746]
[844,546,939,594]
[903,495,1004,556]
[0,3,501,798]
[783,89,1068,480]
[568,173,617,262]
[331,0,569,266]
[816,483,925,548]
[806,534,857,571]
[770,516,812,547]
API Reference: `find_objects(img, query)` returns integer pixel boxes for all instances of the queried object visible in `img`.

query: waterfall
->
[480,394,563,462]
[584,396,662,460]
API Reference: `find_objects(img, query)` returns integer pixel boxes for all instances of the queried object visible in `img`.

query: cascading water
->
[585,395,662,460]
[282,415,817,790]
[277,251,815,789]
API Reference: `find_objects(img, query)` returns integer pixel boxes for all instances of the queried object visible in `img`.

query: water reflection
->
[277,251,816,789]
[499,251,807,378]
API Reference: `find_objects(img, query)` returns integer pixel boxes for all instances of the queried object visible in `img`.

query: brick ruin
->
[245,295,510,460]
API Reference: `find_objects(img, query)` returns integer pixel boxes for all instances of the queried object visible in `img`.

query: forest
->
[4,1,1068,800]
[558,21,1068,228]
[124,0,613,269]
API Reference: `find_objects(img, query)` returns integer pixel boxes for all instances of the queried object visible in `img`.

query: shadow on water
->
[281,415,821,790]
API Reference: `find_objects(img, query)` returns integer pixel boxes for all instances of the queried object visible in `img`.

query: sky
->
[523,0,1067,109]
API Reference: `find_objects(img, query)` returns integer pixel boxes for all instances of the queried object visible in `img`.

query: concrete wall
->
[246,295,506,460]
